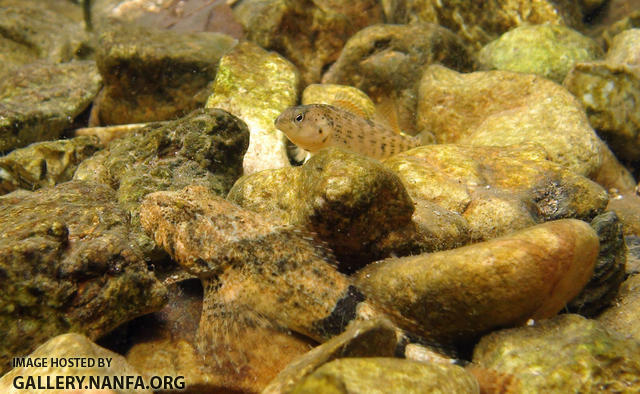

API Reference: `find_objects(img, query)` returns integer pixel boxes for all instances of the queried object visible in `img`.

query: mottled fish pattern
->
[275,104,422,159]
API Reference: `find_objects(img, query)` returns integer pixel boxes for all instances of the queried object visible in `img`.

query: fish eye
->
[295,113,304,123]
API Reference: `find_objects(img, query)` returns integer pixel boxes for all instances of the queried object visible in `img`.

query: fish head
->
[275,105,332,152]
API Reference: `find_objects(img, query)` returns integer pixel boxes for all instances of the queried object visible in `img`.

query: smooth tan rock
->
[607,192,640,237]
[0,333,149,394]
[598,274,640,342]
[206,42,298,174]
[354,219,600,345]
[418,66,633,190]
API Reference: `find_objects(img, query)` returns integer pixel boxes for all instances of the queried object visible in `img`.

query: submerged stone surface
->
[234,0,383,86]
[354,220,599,345]
[478,24,603,83]
[74,108,249,260]
[206,42,298,174]
[473,314,640,392]
[418,66,634,190]
[384,0,583,50]
[0,61,102,152]
[228,148,416,270]
[598,274,640,342]
[563,29,640,161]
[322,23,471,134]
[0,181,167,375]
[95,24,237,125]
[0,333,149,394]
[0,136,101,195]
[291,357,479,394]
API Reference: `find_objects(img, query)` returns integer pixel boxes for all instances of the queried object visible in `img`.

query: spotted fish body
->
[275,104,422,159]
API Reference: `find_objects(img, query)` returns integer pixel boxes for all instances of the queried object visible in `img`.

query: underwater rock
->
[418,65,634,190]
[354,219,599,345]
[627,235,640,275]
[125,279,312,392]
[75,123,154,145]
[598,274,640,342]
[0,333,150,394]
[74,108,249,261]
[0,136,101,195]
[0,2,90,71]
[384,0,583,50]
[227,148,416,270]
[567,211,626,317]
[233,0,383,86]
[95,23,237,125]
[0,60,102,153]
[322,23,471,134]
[472,314,640,392]
[206,42,298,174]
[601,10,640,48]
[383,144,609,241]
[263,318,400,394]
[477,24,603,83]
[607,192,640,237]
[291,358,479,394]
[564,29,640,162]
[0,180,167,375]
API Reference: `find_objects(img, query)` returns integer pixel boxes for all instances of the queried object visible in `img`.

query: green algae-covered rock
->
[322,23,471,134]
[0,136,101,195]
[292,358,479,394]
[384,0,583,50]
[0,181,168,375]
[74,108,249,260]
[418,65,635,191]
[228,147,415,270]
[0,2,90,71]
[354,220,599,345]
[233,0,383,86]
[206,42,298,174]
[95,24,237,125]
[564,29,640,161]
[383,144,609,241]
[477,24,603,83]
[473,314,640,392]
[0,61,102,153]
[264,319,400,394]
[0,333,150,394]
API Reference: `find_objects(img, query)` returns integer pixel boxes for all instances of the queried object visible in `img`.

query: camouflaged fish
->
[275,104,424,160]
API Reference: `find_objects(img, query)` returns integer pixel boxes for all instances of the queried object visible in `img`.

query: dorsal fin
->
[331,91,376,119]
[374,95,403,135]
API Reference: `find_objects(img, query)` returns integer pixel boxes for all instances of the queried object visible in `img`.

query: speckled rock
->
[563,29,640,161]
[418,65,634,191]
[322,23,471,134]
[233,0,383,86]
[125,279,312,393]
[383,144,609,241]
[0,181,167,375]
[384,0,583,50]
[0,333,150,394]
[206,42,298,174]
[477,24,603,83]
[0,61,102,153]
[567,211,626,317]
[473,314,640,392]
[0,2,90,71]
[354,219,599,345]
[627,235,640,275]
[228,148,416,270]
[74,108,249,260]
[140,185,399,349]
[95,23,237,125]
[263,319,400,394]
[291,358,479,394]
[0,136,101,195]
[598,274,640,342]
